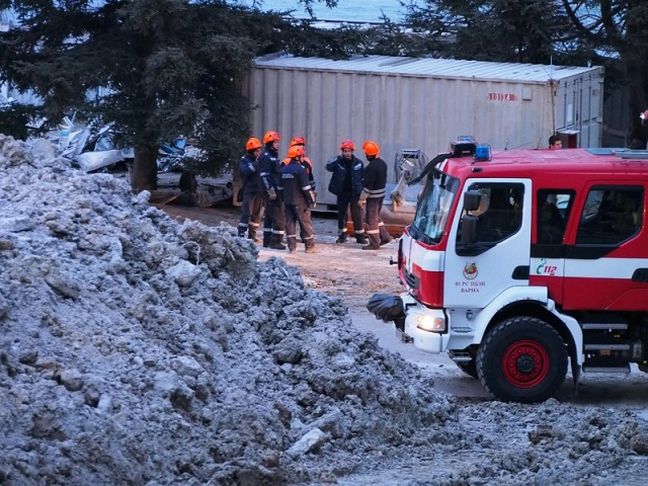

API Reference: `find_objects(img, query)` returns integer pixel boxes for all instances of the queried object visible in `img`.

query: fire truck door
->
[529,190,575,306]
[444,179,532,309]
[562,185,645,310]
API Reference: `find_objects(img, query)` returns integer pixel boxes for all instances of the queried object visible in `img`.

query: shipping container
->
[246,53,604,206]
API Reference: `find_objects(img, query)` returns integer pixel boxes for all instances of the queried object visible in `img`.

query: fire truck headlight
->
[416,315,446,333]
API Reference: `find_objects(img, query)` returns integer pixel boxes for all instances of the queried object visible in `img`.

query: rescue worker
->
[279,145,317,253]
[326,139,367,244]
[358,140,392,250]
[286,136,316,190]
[258,130,286,250]
[237,137,264,241]
[285,136,317,243]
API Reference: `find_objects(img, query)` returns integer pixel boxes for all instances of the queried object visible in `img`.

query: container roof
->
[254,53,600,83]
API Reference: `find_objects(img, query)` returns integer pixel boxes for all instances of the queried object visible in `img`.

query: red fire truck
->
[368,140,648,403]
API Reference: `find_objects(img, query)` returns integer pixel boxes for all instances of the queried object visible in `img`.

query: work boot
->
[379,227,392,246]
[362,244,380,251]
[237,228,246,238]
[336,232,348,244]
[269,241,286,250]
[248,226,261,243]
[248,230,260,243]
[355,234,368,244]
[262,233,271,248]
[305,245,318,253]
[268,234,286,250]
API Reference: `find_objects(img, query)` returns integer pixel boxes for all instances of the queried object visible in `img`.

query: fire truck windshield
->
[411,168,459,244]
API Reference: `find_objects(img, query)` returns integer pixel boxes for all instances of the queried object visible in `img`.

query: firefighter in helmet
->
[285,136,316,190]
[237,137,264,241]
[285,136,317,242]
[258,130,286,250]
[358,140,392,250]
[279,145,317,253]
[326,139,367,244]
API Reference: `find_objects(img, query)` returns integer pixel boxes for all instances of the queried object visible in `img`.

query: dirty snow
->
[1,134,648,485]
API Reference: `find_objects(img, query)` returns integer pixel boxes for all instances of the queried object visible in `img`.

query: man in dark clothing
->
[548,134,563,149]
[258,130,286,250]
[326,139,367,244]
[279,145,317,253]
[237,137,264,241]
[285,136,317,243]
[286,136,316,191]
[358,140,392,250]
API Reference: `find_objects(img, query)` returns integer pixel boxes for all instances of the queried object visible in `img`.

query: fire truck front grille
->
[404,269,419,290]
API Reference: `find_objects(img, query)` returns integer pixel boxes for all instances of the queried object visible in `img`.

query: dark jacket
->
[326,155,364,196]
[258,147,281,193]
[239,153,260,195]
[362,157,387,199]
[283,155,316,189]
[279,160,314,206]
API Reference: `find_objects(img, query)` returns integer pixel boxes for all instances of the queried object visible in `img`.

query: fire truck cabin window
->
[537,190,573,244]
[468,183,524,244]
[576,187,643,245]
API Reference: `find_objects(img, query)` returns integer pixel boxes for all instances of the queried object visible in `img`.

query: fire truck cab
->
[369,141,648,403]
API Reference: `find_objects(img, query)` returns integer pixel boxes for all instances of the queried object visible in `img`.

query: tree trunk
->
[132,143,159,192]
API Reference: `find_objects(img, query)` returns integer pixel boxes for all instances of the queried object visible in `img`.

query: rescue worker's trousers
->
[285,203,315,252]
[337,191,364,237]
[238,192,265,239]
[262,196,286,246]
[365,198,392,248]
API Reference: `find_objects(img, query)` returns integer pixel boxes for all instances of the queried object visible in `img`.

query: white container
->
[246,54,604,206]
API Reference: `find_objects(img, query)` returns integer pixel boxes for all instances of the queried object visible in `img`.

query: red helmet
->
[340,139,355,151]
[263,131,281,144]
[287,145,305,158]
[290,136,306,147]
[245,137,262,151]
[362,140,380,156]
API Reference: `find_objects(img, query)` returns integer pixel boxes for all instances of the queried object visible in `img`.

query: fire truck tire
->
[476,316,567,403]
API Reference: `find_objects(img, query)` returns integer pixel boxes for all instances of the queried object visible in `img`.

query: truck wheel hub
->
[516,355,535,373]
[501,339,550,389]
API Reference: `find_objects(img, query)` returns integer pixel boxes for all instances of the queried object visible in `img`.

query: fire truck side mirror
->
[461,214,478,245]
[463,190,482,211]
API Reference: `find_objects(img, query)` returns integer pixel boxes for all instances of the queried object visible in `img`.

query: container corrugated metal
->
[246,54,604,206]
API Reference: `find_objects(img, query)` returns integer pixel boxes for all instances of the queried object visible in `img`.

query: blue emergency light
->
[474,144,492,161]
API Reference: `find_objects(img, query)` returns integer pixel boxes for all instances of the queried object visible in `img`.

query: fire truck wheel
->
[476,316,567,403]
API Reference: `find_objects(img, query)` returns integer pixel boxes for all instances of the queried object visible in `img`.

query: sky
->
[232,0,416,23]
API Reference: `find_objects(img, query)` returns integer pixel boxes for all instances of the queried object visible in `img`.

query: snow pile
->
[1,134,648,485]
[0,134,453,485]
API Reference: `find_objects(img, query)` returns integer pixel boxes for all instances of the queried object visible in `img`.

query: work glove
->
[267,188,277,201]
[358,193,368,208]
[305,190,317,208]
[358,191,369,208]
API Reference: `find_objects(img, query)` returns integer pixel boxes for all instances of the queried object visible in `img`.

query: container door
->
[444,179,532,308]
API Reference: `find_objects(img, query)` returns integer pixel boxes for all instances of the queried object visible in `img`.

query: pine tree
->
[562,0,648,145]
[0,1,287,191]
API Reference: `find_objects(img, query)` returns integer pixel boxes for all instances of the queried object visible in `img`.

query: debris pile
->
[0,134,452,484]
[1,134,648,485]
